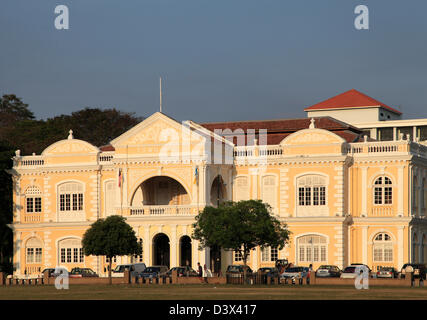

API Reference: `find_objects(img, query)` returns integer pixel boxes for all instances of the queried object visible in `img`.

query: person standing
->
[197,262,203,277]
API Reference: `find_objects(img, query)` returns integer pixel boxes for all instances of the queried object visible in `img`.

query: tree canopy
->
[0,93,144,274]
[82,215,142,283]
[192,200,290,270]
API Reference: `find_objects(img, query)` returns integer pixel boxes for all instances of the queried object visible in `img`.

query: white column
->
[250,168,259,199]
[205,247,211,269]
[170,224,177,268]
[192,239,199,268]
[123,167,128,206]
[362,226,368,265]
[398,166,404,216]
[15,232,21,276]
[252,248,258,270]
[144,226,150,265]
[361,167,368,216]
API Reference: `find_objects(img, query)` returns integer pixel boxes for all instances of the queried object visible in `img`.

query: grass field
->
[1,284,427,300]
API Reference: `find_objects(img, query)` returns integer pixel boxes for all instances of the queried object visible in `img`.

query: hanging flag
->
[194,166,199,185]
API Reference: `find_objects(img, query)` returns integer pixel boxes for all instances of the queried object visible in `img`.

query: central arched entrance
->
[131,176,190,206]
[210,175,226,207]
[153,233,170,268]
[179,236,192,267]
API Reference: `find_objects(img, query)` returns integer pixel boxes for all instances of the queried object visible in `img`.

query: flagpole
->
[160,77,162,113]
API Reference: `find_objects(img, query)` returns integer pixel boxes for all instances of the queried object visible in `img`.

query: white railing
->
[371,206,394,217]
[233,145,283,158]
[129,205,197,216]
[23,213,42,223]
[17,156,45,167]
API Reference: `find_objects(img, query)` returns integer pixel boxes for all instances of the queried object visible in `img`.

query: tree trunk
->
[108,257,112,285]
[243,251,247,284]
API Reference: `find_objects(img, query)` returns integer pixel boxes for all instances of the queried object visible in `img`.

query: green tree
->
[192,200,290,279]
[82,215,142,284]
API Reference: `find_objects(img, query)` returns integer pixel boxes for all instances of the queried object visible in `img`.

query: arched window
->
[58,182,84,212]
[261,176,276,212]
[234,176,249,201]
[26,237,42,264]
[58,238,84,264]
[297,175,326,206]
[297,235,327,264]
[25,186,42,213]
[374,176,393,205]
[373,233,393,262]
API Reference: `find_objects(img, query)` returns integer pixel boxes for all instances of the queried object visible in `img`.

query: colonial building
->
[9,90,427,277]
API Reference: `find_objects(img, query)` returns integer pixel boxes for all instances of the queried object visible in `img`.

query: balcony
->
[128,205,199,216]
[371,206,394,217]
[22,213,42,223]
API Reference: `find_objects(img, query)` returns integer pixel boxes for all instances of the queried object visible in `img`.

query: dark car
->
[315,265,341,278]
[69,267,99,278]
[257,267,279,277]
[165,266,198,277]
[376,266,398,278]
[226,265,253,278]
[400,263,427,279]
[139,266,169,279]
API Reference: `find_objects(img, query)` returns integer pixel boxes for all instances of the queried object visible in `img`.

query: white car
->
[280,267,309,279]
[112,263,146,278]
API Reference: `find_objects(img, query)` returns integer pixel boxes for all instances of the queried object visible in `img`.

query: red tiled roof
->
[200,117,363,144]
[304,89,402,115]
[99,144,115,151]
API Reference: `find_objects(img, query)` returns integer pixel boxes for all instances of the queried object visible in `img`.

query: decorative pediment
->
[42,139,99,155]
[280,128,345,146]
[111,112,208,148]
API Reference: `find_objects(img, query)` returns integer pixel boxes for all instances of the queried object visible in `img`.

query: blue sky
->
[1,0,427,122]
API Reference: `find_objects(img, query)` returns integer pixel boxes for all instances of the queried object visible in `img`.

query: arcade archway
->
[179,236,192,267]
[153,233,170,268]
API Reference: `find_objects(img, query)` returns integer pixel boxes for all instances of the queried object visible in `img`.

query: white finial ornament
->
[68,129,73,140]
[309,118,315,129]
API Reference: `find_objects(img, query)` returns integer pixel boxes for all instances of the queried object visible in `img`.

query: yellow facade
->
[9,112,427,277]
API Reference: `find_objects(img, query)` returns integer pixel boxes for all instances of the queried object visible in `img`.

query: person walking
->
[197,262,203,277]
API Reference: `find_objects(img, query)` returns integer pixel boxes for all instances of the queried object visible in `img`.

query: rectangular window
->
[26,248,34,263]
[306,247,312,262]
[65,194,71,211]
[61,248,66,263]
[397,127,413,140]
[374,187,383,205]
[320,246,326,262]
[384,187,392,204]
[35,248,42,263]
[60,195,65,211]
[34,197,42,212]
[73,248,78,263]
[298,187,305,206]
[261,248,269,262]
[234,251,242,262]
[271,247,278,261]
[320,187,326,205]
[299,246,305,262]
[78,193,83,210]
[384,247,393,262]
[313,247,319,262]
[373,247,383,262]
[66,248,72,263]
[80,248,84,262]
[313,187,319,206]
[305,187,311,206]
[377,127,393,141]
[72,194,78,211]
[26,198,34,213]
[418,126,427,141]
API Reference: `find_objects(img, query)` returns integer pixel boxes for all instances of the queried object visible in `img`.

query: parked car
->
[376,266,398,278]
[41,268,65,278]
[280,266,309,279]
[340,264,371,279]
[69,267,99,278]
[165,266,198,277]
[315,265,341,278]
[226,265,253,278]
[112,263,146,278]
[139,266,169,279]
[400,263,427,279]
[257,267,279,277]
